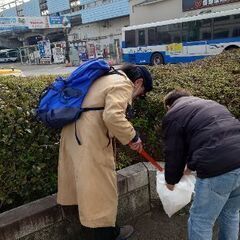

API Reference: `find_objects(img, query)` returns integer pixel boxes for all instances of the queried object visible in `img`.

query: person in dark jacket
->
[162,88,240,240]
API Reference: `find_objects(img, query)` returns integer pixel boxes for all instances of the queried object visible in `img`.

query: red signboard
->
[183,0,240,12]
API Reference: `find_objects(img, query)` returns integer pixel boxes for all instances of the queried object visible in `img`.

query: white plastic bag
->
[156,171,196,217]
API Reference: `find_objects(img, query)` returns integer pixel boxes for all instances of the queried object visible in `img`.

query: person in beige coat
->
[57,64,153,240]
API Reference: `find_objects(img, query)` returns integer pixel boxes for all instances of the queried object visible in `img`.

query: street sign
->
[0,16,71,31]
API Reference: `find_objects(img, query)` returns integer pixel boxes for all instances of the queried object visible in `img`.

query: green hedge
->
[0,49,240,212]
[120,49,240,165]
[0,75,59,212]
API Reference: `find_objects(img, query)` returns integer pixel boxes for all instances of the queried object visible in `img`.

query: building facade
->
[68,0,129,61]
[1,0,41,17]
[1,0,240,61]
[130,0,240,25]
[0,0,130,62]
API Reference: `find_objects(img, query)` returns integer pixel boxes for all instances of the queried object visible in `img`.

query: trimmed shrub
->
[0,75,59,212]
[0,49,240,212]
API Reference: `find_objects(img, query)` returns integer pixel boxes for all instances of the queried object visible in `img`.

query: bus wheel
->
[150,53,163,65]
[224,45,239,51]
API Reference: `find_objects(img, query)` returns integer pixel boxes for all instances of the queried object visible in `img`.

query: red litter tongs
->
[140,149,164,172]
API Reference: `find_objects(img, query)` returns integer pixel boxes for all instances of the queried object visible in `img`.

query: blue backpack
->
[36,59,121,131]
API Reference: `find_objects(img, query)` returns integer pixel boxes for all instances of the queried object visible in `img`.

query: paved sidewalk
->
[128,205,219,240]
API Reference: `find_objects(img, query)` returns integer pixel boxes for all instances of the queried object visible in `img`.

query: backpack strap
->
[75,107,104,145]
[74,68,124,145]
[108,66,125,77]
[81,107,104,112]
[75,121,81,145]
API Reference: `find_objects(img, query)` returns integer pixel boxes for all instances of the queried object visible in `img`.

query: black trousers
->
[82,226,120,240]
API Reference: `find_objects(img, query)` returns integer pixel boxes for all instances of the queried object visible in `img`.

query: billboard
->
[0,16,70,31]
[183,0,240,11]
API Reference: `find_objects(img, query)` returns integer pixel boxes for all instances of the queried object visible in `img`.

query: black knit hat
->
[137,66,153,93]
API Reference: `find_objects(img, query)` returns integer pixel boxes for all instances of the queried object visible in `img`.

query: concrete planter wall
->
[0,162,164,240]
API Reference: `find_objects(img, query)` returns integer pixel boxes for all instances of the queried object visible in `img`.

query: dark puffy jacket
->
[162,96,240,185]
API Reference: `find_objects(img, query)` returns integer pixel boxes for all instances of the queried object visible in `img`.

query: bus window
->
[168,23,181,43]
[213,16,231,39]
[0,52,7,58]
[233,14,240,21]
[213,29,230,39]
[183,20,212,42]
[233,27,240,37]
[148,27,156,46]
[182,21,199,42]
[156,25,171,44]
[8,51,18,58]
[188,21,201,41]
[156,24,181,44]
[138,29,146,46]
[0,52,8,62]
[231,14,240,37]
[125,30,136,47]
[199,19,212,40]
[182,22,188,42]
[234,14,240,19]
[214,16,231,23]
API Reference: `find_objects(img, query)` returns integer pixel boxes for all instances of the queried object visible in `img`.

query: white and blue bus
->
[0,49,19,63]
[122,8,240,65]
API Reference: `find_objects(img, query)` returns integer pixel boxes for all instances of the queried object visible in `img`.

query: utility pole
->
[64,28,70,63]
[62,18,70,64]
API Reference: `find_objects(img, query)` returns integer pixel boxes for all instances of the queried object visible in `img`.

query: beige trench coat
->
[57,72,136,228]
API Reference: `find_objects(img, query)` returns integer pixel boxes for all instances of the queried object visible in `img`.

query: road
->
[0,62,122,77]
[0,62,78,77]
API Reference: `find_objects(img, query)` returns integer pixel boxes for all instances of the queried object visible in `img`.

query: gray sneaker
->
[115,225,134,240]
